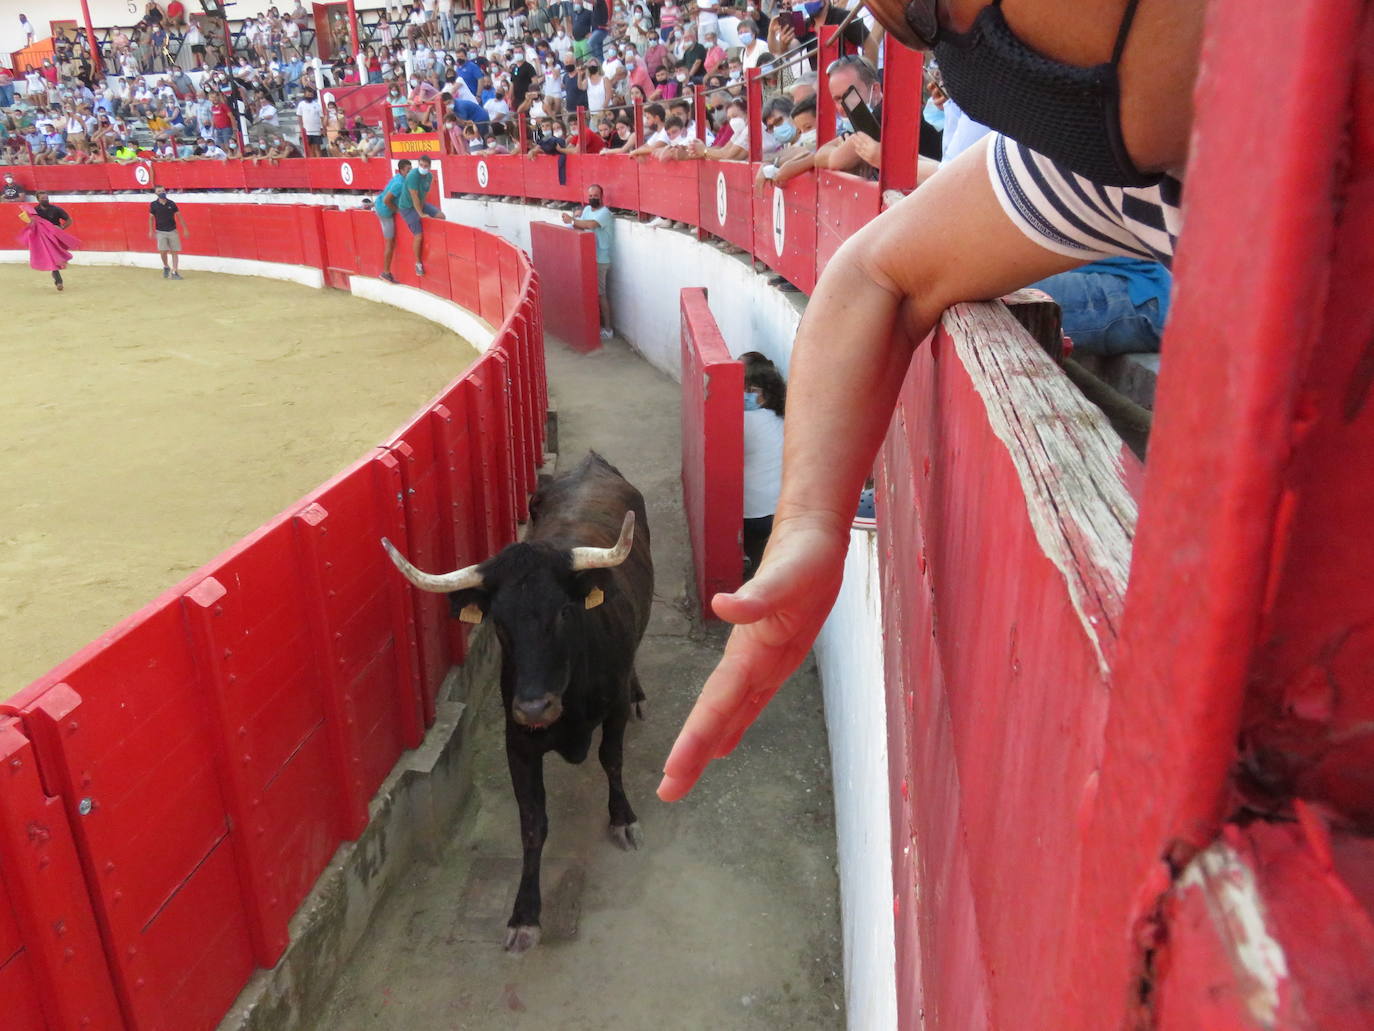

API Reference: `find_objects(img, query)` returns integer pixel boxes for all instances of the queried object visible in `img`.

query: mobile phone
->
[840,84,881,142]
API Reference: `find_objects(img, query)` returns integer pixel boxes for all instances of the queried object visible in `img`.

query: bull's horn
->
[380,538,485,593]
[569,511,635,571]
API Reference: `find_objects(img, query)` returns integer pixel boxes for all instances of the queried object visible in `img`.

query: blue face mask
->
[772,122,796,144]
[743,392,761,411]
[836,116,852,135]
[922,96,945,132]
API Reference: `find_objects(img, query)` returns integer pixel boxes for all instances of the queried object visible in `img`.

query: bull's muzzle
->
[512,694,562,729]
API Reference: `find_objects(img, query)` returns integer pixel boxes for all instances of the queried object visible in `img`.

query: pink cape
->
[16,208,81,272]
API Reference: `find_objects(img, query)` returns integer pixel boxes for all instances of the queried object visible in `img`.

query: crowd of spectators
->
[1,0,890,171]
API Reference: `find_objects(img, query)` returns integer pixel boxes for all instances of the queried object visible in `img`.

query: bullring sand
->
[1,264,478,698]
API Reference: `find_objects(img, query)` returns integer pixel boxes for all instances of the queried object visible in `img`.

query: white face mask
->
[729,115,746,134]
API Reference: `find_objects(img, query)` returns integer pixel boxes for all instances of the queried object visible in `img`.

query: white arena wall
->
[19,190,897,1030]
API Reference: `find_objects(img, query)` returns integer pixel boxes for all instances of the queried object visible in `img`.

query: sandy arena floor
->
[1,264,478,699]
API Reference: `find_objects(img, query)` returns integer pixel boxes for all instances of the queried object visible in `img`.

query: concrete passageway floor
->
[311,338,844,1030]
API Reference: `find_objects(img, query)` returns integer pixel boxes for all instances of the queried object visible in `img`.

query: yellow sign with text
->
[390,136,442,154]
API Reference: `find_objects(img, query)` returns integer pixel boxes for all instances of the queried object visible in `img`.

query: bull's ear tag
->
[584,586,605,610]
[459,603,484,624]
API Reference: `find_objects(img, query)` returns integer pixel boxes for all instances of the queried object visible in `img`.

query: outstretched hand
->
[658,517,848,802]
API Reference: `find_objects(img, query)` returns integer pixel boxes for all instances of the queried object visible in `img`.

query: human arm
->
[657,137,1088,801]
[820,131,880,173]
[176,209,188,237]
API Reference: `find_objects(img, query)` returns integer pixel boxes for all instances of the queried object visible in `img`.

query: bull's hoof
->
[609,821,642,851]
[503,924,542,954]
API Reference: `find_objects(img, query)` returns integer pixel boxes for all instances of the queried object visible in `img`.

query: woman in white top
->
[740,353,786,579]
[585,65,608,115]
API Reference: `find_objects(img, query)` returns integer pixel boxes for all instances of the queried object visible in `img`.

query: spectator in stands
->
[561,182,615,340]
[659,0,1206,804]
[148,185,188,279]
[0,66,15,110]
[324,99,345,153]
[740,353,786,580]
[296,88,324,154]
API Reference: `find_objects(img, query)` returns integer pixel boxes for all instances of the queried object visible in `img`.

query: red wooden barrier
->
[0,717,124,1031]
[679,287,744,619]
[699,160,754,252]
[529,221,600,354]
[2,199,542,1031]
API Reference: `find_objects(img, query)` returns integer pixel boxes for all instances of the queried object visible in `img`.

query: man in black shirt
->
[509,48,537,108]
[2,173,22,202]
[147,186,189,279]
[32,193,74,291]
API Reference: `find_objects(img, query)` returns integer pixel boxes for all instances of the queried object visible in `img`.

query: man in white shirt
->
[295,91,324,152]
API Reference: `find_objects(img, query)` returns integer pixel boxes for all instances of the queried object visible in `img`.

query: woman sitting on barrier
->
[660,0,1206,802]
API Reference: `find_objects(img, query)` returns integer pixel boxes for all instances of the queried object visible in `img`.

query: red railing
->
[0,200,544,1031]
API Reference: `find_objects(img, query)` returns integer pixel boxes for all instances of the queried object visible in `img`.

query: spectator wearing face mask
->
[508,48,537,107]
[739,353,787,580]
[738,24,771,70]
[561,182,615,340]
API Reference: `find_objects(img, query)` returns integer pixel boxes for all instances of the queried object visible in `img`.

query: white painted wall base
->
[0,249,325,289]
[349,276,496,353]
[815,526,897,1031]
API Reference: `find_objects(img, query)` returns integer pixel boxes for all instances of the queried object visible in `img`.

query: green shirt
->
[396,167,433,211]
[374,172,406,214]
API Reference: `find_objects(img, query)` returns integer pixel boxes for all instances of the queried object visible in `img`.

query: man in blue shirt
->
[452,96,488,125]
[561,182,615,340]
[457,53,483,99]
[396,154,446,277]
[373,157,412,283]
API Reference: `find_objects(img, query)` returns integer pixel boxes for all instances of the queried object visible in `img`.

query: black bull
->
[382,452,653,953]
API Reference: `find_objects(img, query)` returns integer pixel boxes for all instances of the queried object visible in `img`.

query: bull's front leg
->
[600,706,640,850]
[504,730,547,953]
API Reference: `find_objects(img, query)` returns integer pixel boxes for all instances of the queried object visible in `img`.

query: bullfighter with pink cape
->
[17,201,80,291]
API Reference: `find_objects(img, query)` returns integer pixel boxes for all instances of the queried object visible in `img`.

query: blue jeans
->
[439,12,455,43]
[588,28,608,62]
[0,83,13,108]
[1031,269,1165,356]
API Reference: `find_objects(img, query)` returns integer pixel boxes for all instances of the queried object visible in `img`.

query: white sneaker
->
[646,216,669,228]
[600,327,613,340]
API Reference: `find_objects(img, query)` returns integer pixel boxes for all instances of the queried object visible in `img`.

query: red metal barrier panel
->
[585,154,640,213]
[498,238,524,314]
[296,453,425,802]
[637,157,700,225]
[417,214,453,299]
[474,231,507,326]
[384,421,456,726]
[178,516,351,963]
[242,159,313,192]
[529,221,599,353]
[22,163,113,193]
[698,160,755,253]
[814,170,878,279]
[444,220,481,314]
[106,161,154,192]
[62,200,132,252]
[17,651,257,1031]
[753,173,817,293]
[210,204,262,261]
[307,157,391,193]
[444,154,526,197]
[296,205,327,271]
[0,717,124,1031]
[523,154,583,205]
[679,287,744,617]
[249,203,310,266]
[320,207,361,277]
